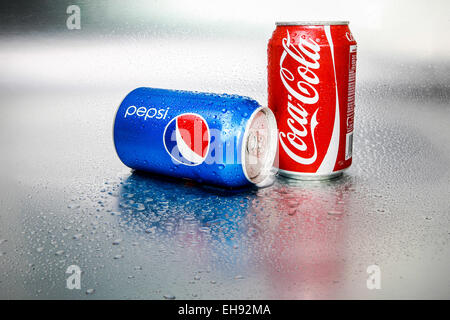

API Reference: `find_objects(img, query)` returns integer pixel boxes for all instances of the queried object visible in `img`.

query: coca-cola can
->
[268,21,357,180]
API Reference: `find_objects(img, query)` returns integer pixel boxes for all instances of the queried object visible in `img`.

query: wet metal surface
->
[0,1,449,299]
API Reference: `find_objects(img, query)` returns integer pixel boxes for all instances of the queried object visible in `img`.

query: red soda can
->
[268,21,357,179]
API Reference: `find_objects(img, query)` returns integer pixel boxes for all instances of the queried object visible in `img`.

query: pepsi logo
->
[163,113,210,166]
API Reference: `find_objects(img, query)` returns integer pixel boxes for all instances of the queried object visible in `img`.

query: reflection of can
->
[252,176,353,299]
[268,21,357,180]
[113,87,278,188]
[116,172,252,244]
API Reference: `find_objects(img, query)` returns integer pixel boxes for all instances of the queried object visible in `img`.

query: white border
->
[317,25,340,174]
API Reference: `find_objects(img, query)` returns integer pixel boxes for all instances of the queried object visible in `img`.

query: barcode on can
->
[345,132,353,160]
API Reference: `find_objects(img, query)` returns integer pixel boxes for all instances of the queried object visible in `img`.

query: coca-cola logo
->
[279,31,321,165]
[345,32,355,42]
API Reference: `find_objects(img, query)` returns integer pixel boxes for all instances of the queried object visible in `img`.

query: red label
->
[268,24,357,175]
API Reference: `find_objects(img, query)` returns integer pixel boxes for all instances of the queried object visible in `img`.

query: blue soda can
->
[113,87,278,188]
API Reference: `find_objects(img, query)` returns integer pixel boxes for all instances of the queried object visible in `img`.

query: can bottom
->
[278,168,345,181]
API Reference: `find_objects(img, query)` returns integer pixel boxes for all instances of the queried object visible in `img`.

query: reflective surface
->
[0,0,449,299]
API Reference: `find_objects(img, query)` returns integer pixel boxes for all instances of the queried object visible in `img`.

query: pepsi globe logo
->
[163,113,210,166]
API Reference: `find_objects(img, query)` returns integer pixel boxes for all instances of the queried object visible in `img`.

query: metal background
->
[0,0,449,299]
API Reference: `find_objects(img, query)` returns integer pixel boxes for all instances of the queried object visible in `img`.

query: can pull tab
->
[247,131,258,155]
[247,130,266,157]
[257,132,266,156]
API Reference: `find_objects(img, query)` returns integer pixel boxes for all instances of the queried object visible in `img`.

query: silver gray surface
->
[0,0,449,299]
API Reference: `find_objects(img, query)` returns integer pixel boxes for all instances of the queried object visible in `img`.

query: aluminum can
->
[113,87,277,188]
[268,21,357,179]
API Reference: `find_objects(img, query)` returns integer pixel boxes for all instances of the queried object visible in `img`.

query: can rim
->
[278,168,345,180]
[241,107,278,187]
[275,21,349,26]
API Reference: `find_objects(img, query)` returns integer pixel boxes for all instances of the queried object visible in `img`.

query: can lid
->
[276,21,349,26]
[242,107,278,187]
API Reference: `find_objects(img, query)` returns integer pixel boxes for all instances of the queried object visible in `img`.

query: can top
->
[275,21,349,26]
[242,107,278,187]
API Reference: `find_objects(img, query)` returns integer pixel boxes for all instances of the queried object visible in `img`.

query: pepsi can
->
[113,87,278,188]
